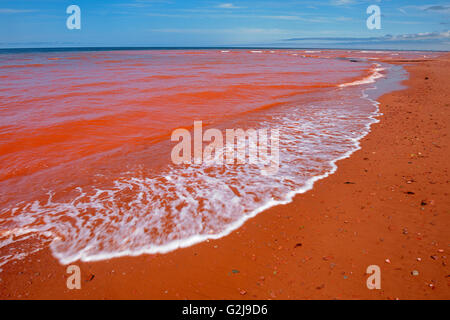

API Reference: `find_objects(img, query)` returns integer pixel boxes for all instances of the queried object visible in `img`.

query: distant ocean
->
[0,48,436,269]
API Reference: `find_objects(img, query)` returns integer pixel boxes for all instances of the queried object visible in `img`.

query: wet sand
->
[0,54,449,300]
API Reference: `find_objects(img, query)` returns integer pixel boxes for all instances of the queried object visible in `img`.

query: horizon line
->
[0,46,448,53]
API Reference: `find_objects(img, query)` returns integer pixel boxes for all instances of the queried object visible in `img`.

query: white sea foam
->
[339,64,385,88]
[0,63,390,268]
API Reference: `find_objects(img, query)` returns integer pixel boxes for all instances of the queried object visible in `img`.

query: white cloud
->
[331,0,356,6]
[217,3,242,9]
[0,8,36,14]
[148,27,285,35]
[423,5,450,13]
[284,30,450,42]
[393,30,450,39]
[401,4,450,14]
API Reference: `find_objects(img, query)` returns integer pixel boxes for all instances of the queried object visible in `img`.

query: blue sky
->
[0,0,449,50]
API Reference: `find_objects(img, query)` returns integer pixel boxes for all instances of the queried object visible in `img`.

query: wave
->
[0,67,389,267]
[339,64,385,88]
[0,50,413,270]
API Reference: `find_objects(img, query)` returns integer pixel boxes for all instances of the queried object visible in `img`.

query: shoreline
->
[0,56,393,266]
[46,61,398,265]
[1,55,449,300]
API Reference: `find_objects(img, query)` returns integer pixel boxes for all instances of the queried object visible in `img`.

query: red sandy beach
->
[0,53,449,300]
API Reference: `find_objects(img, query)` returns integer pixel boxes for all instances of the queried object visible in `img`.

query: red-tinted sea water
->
[0,49,436,267]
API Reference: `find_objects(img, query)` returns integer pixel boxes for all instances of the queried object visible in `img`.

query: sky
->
[0,0,449,50]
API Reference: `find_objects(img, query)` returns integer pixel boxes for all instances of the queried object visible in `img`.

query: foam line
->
[58,69,389,265]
